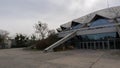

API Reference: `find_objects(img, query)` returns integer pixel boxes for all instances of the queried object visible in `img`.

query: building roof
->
[60,22,72,29]
[60,6,120,28]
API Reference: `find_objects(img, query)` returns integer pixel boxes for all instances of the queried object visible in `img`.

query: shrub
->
[35,34,76,51]
[35,34,60,50]
[53,42,75,52]
[12,34,29,48]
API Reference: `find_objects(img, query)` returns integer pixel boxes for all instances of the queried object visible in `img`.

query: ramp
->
[44,31,77,52]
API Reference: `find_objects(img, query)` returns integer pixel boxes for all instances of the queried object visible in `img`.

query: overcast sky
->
[0,0,120,36]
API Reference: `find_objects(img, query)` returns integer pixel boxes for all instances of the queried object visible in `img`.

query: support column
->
[114,40,116,49]
[88,42,90,49]
[94,42,96,49]
[107,40,110,49]
[102,41,105,49]
[98,41,100,49]
[89,42,92,49]
[81,42,83,49]
[82,42,84,49]
[86,42,88,49]
[79,42,81,49]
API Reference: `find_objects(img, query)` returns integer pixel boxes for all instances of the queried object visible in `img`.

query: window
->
[71,24,83,30]
[90,19,111,27]
[80,32,116,41]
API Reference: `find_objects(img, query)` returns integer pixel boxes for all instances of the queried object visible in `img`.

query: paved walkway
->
[0,48,120,68]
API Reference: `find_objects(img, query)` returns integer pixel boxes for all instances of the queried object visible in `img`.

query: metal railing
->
[76,38,120,49]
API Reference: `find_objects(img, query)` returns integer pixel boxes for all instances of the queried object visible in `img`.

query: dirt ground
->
[0,48,120,68]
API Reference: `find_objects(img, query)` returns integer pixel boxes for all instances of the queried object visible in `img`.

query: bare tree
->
[0,30,9,41]
[34,21,49,39]
[0,30,9,48]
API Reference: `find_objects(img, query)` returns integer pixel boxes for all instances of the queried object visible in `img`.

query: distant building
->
[44,6,120,52]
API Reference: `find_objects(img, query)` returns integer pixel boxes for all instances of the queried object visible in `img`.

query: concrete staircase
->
[44,31,77,52]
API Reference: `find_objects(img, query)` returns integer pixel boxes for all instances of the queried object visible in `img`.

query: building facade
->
[44,6,120,52]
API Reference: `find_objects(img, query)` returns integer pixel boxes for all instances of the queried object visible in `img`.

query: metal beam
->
[44,31,77,52]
